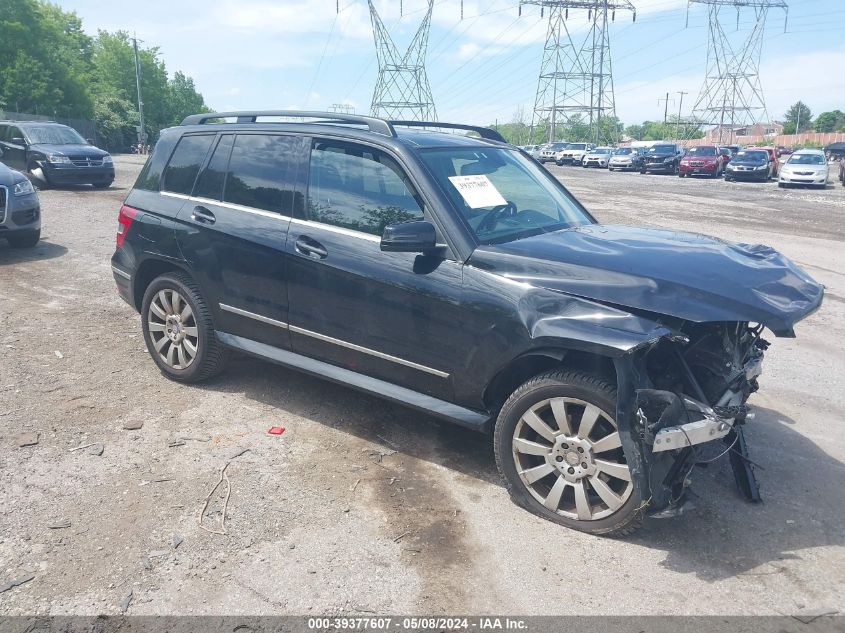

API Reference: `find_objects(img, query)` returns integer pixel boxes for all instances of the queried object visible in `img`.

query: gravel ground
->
[0,155,843,616]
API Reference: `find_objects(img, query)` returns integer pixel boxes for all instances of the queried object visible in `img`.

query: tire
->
[93,180,113,189]
[778,182,785,188]
[678,172,685,178]
[724,175,732,182]
[141,272,227,383]
[640,169,647,175]
[6,229,41,248]
[494,369,644,536]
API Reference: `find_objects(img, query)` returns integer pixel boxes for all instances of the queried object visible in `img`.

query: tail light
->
[116,204,138,248]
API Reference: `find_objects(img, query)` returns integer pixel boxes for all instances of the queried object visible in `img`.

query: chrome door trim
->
[289,324,449,378]
[219,303,289,329]
[161,191,292,222]
[289,217,380,242]
[111,265,131,280]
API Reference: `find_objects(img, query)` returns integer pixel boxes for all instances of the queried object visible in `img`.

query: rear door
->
[0,125,27,170]
[172,132,309,349]
[285,138,463,401]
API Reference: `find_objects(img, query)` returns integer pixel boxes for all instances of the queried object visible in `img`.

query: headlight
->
[754,165,767,170]
[103,155,113,165]
[664,157,674,163]
[13,179,35,196]
[48,154,71,164]
[727,164,735,170]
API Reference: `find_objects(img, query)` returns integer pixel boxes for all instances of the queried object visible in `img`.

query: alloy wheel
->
[147,288,199,370]
[511,397,633,521]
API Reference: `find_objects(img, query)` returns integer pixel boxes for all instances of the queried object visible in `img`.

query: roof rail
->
[180,110,396,138]
[389,120,506,143]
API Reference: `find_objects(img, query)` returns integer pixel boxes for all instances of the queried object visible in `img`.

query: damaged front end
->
[615,322,772,517]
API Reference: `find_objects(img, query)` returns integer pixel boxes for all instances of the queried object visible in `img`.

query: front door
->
[0,125,27,171]
[285,139,464,401]
[171,132,309,349]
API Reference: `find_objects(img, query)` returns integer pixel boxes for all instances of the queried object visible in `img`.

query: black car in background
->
[0,121,114,188]
[640,143,684,174]
[111,111,822,536]
[724,149,773,182]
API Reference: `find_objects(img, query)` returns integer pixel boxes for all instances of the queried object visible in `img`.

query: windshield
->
[420,147,592,245]
[787,153,825,165]
[24,125,88,145]
[550,143,568,151]
[647,145,675,154]
[735,151,768,162]
[569,144,587,150]
[686,146,717,156]
[591,148,611,154]
[612,148,635,155]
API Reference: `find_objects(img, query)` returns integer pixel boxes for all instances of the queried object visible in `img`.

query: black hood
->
[468,224,823,336]
[30,143,109,158]
[644,152,674,160]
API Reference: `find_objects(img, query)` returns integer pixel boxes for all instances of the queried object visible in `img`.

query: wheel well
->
[484,349,616,412]
[133,259,188,310]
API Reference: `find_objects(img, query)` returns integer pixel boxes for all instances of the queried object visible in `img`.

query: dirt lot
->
[1,155,843,616]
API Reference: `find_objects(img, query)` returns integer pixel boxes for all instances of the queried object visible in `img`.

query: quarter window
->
[223,134,305,214]
[162,134,215,195]
[308,141,423,236]
[194,135,234,201]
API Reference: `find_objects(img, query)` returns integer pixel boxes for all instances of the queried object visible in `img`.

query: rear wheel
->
[141,272,227,383]
[494,370,643,536]
[7,229,40,248]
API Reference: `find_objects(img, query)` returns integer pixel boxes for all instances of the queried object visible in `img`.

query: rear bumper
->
[110,251,136,309]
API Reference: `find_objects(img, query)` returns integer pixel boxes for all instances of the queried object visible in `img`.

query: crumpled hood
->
[30,143,109,158]
[468,224,824,335]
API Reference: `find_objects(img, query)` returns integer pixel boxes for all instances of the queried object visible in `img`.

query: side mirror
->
[381,220,438,254]
[86,138,94,145]
[11,137,26,146]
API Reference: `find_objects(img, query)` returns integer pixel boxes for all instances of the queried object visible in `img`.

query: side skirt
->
[216,331,492,432]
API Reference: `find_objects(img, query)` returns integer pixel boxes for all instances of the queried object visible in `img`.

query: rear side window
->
[194,135,234,201]
[307,141,423,236]
[223,134,305,214]
[161,134,215,195]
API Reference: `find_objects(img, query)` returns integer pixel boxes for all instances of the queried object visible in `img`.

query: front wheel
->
[141,272,228,383]
[494,370,643,536]
[7,229,40,248]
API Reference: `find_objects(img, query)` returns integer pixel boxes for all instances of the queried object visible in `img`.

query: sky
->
[56,0,845,128]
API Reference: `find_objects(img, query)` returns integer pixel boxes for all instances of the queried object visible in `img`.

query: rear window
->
[161,135,215,195]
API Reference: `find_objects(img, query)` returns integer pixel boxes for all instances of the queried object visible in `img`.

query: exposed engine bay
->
[625,321,771,515]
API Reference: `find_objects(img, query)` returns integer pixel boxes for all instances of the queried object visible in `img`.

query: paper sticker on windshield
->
[448,175,507,208]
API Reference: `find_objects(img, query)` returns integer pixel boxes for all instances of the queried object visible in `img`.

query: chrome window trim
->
[219,303,289,329]
[289,217,380,242]
[289,324,449,378]
[0,185,7,224]
[160,191,292,222]
[111,265,131,280]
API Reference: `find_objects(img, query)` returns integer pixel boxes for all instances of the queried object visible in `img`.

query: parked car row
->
[523,141,836,188]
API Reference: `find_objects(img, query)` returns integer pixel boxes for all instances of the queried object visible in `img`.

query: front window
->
[612,148,634,155]
[786,153,825,166]
[420,147,592,245]
[592,148,611,155]
[735,151,768,162]
[569,144,587,151]
[686,146,717,156]
[24,125,87,145]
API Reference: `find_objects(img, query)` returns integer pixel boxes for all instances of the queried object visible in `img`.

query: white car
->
[557,143,595,166]
[778,149,829,188]
[540,142,568,163]
[520,145,543,160]
[582,147,613,168]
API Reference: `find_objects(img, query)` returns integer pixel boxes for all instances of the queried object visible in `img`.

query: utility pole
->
[131,34,146,147]
[659,92,672,124]
[676,90,688,139]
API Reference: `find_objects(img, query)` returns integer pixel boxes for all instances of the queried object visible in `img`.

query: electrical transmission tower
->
[523,0,635,144]
[368,0,437,120]
[687,0,787,144]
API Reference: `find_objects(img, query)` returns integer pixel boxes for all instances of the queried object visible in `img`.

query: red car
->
[679,145,725,178]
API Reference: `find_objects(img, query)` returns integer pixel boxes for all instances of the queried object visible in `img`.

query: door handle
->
[295,236,328,260]
[191,205,216,224]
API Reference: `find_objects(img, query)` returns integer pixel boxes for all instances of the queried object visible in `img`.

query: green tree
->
[94,95,139,151]
[166,71,209,125]
[814,110,845,133]
[783,101,813,134]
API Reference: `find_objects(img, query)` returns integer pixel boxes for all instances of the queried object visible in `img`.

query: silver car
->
[582,147,613,168]
[0,156,41,248]
[540,142,568,163]
[778,149,829,189]
[608,147,644,171]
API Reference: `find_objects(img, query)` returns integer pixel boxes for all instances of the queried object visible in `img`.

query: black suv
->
[111,111,822,535]
[0,121,114,188]
[640,143,685,174]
